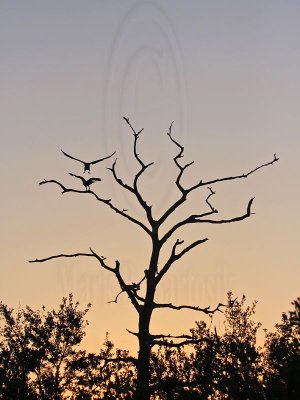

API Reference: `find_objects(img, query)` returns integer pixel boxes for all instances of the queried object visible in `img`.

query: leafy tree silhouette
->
[69,333,135,399]
[0,295,90,399]
[263,297,300,399]
[150,292,264,399]
[1,293,300,399]
[30,118,278,399]
[0,296,136,399]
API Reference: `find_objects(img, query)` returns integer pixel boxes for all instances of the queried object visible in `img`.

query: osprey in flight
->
[61,149,115,173]
[69,173,101,191]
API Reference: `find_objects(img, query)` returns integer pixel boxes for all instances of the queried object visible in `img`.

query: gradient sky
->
[1,0,300,353]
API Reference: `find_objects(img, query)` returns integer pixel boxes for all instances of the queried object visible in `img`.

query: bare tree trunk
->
[135,327,152,400]
[135,303,154,400]
[135,236,159,400]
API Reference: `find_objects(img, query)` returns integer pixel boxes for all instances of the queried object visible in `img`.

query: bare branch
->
[127,329,139,338]
[108,159,135,194]
[188,153,279,192]
[123,117,145,168]
[108,282,146,305]
[108,157,155,224]
[29,246,142,312]
[173,238,208,260]
[122,117,155,223]
[89,248,116,273]
[38,179,152,236]
[156,196,255,284]
[107,290,124,304]
[205,187,217,213]
[161,194,253,246]
[29,252,94,264]
[158,193,188,228]
[156,122,197,226]
[195,197,255,224]
[166,122,194,194]
[152,337,207,348]
[155,122,195,226]
[113,262,142,313]
[132,163,155,223]
[87,251,145,312]
[159,188,216,243]
[153,301,225,315]
[150,333,193,340]
[92,256,143,312]
[39,179,70,193]
[156,238,208,285]
[29,248,116,273]
[158,153,278,228]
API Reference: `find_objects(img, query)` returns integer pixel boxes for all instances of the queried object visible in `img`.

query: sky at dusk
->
[1,0,300,352]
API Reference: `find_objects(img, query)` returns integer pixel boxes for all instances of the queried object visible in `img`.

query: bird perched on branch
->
[69,173,101,191]
[61,149,115,173]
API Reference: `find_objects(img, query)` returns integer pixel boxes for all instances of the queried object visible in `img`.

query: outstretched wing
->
[90,177,102,182]
[90,151,116,165]
[61,149,84,164]
[69,172,84,183]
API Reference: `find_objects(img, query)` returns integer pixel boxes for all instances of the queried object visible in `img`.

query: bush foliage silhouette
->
[1,293,299,399]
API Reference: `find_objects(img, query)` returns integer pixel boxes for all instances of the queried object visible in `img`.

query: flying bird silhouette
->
[69,173,101,191]
[61,149,115,173]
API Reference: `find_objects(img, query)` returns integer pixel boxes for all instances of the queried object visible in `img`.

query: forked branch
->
[161,195,254,245]
[159,125,278,227]
[38,179,151,236]
[123,116,146,168]
[152,337,208,348]
[156,238,208,284]
[200,153,279,188]
[29,248,115,272]
[150,333,193,340]
[108,156,154,223]
[107,290,124,304]
[110,261,142,312]
[153,301,225,315]
[33,121,278,387]
[122,117,155,223]
[29,251,94,264]
[196,196,255,224]
[108,280,146,305]
[29,249,142,312]
[167,122,194,194]
[108,159,135,195]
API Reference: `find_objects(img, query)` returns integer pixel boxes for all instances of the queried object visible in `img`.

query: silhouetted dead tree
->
[30,119,278,400]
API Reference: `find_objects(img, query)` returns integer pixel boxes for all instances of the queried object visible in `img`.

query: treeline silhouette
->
[0,293,299,399]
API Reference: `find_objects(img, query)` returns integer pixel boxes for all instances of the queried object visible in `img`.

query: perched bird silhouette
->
[61,149,115,173]
[69,173,101,191]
